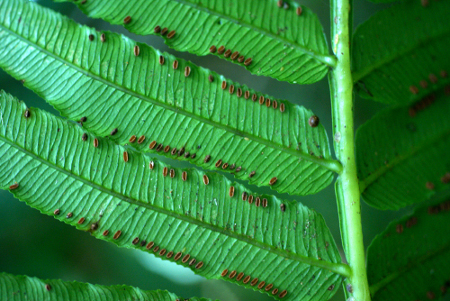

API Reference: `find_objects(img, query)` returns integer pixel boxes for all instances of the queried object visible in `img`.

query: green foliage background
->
[0,1,410,300]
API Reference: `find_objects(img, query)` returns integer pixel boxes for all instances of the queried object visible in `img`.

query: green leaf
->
[367,198,450,301]
[0,272,212,300]
[55,0,334,84]
[0,0,341,197]
[0,91,346,301]
[357,91,450,210]
[352,0,450,104]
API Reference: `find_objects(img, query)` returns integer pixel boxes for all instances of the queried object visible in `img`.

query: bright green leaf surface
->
[352,0,450,104]
[0,0,340,197]
[55,0,334,84]
[0,91,345,301]
[0,272,211,300]
[357,92,450,210]
[367,199,450,301]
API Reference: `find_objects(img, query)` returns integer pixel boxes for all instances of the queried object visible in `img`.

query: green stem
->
[330,0,371,300]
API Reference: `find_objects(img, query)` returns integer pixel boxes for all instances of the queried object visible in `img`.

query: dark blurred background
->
[0,1,411,300]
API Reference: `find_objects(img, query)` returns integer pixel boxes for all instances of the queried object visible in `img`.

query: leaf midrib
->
[0,132,348,276]
[171,0,335,67]
[0,23,342,174]
[369,240,450,296]
[359,127,450,193]
[352,29,450,82]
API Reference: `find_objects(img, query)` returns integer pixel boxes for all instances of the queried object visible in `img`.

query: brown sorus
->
[222,163,229,169]
[217,46,225,54]
[231,51,239,60]
[182,171,187,181]
[184,66,191,77]
[129,135,137,143]
[243,276,251,284]
[195,261,204,269]
[262,198,268,207]
[266,99,271,107]
[238,55,245,63]
[242,192,248,201]
[259,95,265,105]
[208,75,214,82]
[296,7,303,16]
[149,161,155,170]
[229,85,235,94]
[146,241,155,250]
[409,85,419,94]
[273,100,278,109]
[88,34,94,41]
[159,55,165,65]
[203,175,209,185]
[209,45,217,53]
[173,60,179,69]
[248,195,254,204]
[255,197,261,207]
[110,128,118,135]
[166,251,174,258]
[244,58,252,66]
[9,183,18,190]
[174,252,182,261]
[236,272,244,281]
[171,147,177,155]
[45,284,51,291]
[237,88,242,97]
[235,166,242,172]
[204,155,211,163]
[137,135,145,144]
[123,151,129,162]
[215,159,223,168]
[221,81,227,90]
[170,169,175,178]
[161,27,168,35]
[277,0,283,7]
[249,171,256,178]
[229,186,235,197]
[113,230,122,239]
[163,167,168,177]
[53,209,60,215]
[279,290,287,298]
[224,49,231,58]
[309,115,320,127]
[78,217,85,224]
[265,283,273,291]
[159,249,167,256]
[149,140,157,149]
[244,91,250,99]
[229,270,237,279]
[133,45,140,56]
[221,269,229,277]
[123,16,132,24]
[152,246,160,253]
[258,281,266,289]
[154,25,161,33]
[132,237,140,245]
[103,230,109,236]
[164,145,170,153]
[188,258,196,266]
[272,288,279,295]
[167,30,176,39]
[280,103,285,112]
[252,94,257,102]
[66,212,73,218]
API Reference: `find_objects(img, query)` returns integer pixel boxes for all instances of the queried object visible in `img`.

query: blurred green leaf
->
[0,91,346,301]
[352,0,450,104]
[0,0,341,197]
[0,272,212,301]
[367,198,450,301]
[357,92,450,210]
[55,0,334,84]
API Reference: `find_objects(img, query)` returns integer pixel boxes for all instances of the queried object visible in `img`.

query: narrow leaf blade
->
[357,92,450,210]
[367,198,450,301]
[55,0,333,84]
[0,0,339,196]
[0,272,211,300]
[0,91,344,301]
[352,0,450,104]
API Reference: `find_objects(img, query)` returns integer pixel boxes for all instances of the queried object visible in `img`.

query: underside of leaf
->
[56,0,333,84]
[367,198,450,301]
[357,91,450,210]
[0,91,345,301]
[0,0,340,197]
[0,272,210,300]
[352,0,450,104]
